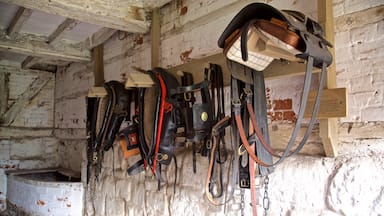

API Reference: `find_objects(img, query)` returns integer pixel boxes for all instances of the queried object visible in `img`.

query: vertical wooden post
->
[93,44,105,86]
[0,72,9,116]
[318,0,338,157]
[151,8,160,68]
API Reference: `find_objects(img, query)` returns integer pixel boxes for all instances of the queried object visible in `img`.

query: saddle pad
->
[224,19,302,71]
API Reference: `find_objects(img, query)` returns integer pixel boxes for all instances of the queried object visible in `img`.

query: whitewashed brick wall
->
[51,0,384,215]
[0,67,58,212]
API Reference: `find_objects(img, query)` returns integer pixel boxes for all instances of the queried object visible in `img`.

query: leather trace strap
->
[230,56,327,168]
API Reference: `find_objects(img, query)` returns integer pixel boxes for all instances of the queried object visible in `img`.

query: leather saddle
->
[218,3,332,70]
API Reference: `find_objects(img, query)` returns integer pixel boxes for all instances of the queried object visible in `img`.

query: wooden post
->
[151,8,160,68]
[93,44,105,87]
[318,0,338,157]
[0,72,9,116]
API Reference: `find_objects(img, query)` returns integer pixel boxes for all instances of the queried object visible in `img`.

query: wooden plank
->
[85,28,117,49]
[88,87,107,98]
[0,126,53,138]
[167,52,318,85]
[0,30,91,62]
[151,8,160,68]
[143,0,173,9]
[3,0,150,33]
[0,72,9,116]
[0,64,52,76]
[0,75,51,126]
[93,44,104,87]
[47,18,80,45]
[6,7,33,36]
[125,72,155,88]
[304,88,347,119]
[318,0,338,157]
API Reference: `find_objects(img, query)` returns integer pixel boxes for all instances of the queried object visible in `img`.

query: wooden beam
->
[0,74,51,126]
[2,0,150,33]
[318,0,338,157]
[93,44,104,87]
[151,8,160,68]
[47,18,80,45]
[0,30,91,62]
[85,28,117,49]
[0,72,9,116]
[143,0,173,9]
[21,56,39,69]
[0,126,53,138]
[6,7,33,36]
[0,64,52,75]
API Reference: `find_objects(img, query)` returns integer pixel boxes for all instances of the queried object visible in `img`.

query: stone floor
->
[0,202,30,216]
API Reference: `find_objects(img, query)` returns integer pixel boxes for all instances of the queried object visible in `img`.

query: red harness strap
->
[151,73,173,174]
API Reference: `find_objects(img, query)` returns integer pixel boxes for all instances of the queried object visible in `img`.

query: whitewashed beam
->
[85,28,117,49]
[1,0,150,33]
[6,7,33,36]
[0,30,91,62]
[0,74,51,126]
[47,18,80,45]
[143,0,173,9]
[21,56,39,69]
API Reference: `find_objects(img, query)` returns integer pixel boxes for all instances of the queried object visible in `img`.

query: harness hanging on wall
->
[86,81,132,183]
[215,2,333,214]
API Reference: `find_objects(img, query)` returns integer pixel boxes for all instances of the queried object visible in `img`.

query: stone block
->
[105,198,125,216]
[327,156,384,215]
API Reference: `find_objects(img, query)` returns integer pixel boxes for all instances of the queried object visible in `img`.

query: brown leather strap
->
[205,116,231,205]
[235,114,272,167]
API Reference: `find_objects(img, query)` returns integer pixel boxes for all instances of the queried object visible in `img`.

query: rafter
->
[48,18,80,45]
[21,56,39,69]
[85,28,117,49]
[1,0,150,33]
[0,30,90,62]
[6,7,33,36]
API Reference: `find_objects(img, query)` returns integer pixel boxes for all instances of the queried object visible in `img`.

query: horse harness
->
[85,3,332,216]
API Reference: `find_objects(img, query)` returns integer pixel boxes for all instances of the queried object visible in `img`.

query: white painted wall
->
[0,67,58,212]
[51,0,384,215]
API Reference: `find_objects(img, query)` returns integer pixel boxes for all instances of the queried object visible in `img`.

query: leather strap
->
[205,116,231,205]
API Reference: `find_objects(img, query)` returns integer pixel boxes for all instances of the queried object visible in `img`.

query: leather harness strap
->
[205,116,231,205]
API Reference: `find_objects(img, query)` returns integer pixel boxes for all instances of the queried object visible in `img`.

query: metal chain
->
[240,188,245,216]
[263,175,270,216]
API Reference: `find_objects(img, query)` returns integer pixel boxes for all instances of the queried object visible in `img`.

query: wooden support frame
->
[318,0,339,157]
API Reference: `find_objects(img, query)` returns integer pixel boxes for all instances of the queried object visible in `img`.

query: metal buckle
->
[157,154,169,162]
[243,88,253,103]
[240,179,250,188]
[238,145,247,155]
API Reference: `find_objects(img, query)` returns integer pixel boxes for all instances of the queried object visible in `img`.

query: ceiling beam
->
[48,18,80,45]
[85,28,117,49]
[6,7,33,36]
[21,56,40,69]
[1,0,150,33]
[0,30,91,62]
